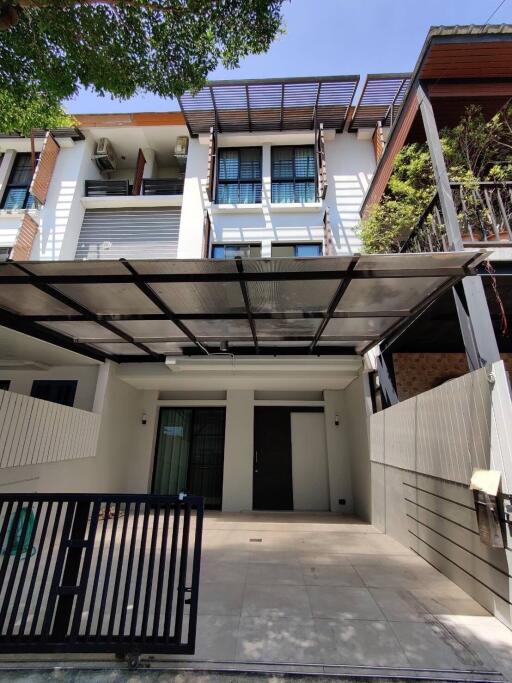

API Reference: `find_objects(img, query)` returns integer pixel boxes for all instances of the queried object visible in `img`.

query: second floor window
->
[216,147,262,204]
[211,243,262,259]
[271,146,316,203]
[1,153,36,210]
[272,243,322,257]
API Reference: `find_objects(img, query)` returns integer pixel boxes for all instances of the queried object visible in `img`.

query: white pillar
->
[324,389,354,513]
[142,148,156,179]
[222,389,254,511]
[0,150,16,205]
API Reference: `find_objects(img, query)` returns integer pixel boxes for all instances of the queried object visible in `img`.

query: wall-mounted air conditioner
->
[93,138,118,171]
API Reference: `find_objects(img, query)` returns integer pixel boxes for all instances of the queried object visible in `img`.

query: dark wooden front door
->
[253,407,293,510]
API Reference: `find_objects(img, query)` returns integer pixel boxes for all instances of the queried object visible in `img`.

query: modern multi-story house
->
[0,23,512,674]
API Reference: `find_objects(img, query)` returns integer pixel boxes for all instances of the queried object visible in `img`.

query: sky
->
[66,0,512,114]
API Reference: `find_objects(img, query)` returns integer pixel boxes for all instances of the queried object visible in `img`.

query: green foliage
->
[0,1,286,102]
[360,105,512,253]
[0,90,75,135]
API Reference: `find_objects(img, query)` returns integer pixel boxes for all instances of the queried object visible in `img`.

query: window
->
[211,243,262,259]
[31,380,77,407]
[272,243,322,257]
[1,153,36,210]
[271,146,316,203]
[216,147,262,204]
[0,380,11,391]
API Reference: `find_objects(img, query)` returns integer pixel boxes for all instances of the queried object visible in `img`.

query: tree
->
[359,105,512,253]
[0,90,75,134]
[0,0,286,103]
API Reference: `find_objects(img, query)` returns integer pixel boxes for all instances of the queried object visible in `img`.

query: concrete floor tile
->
[306,586,385,621]
[198,581,244,616]
[236,616,320,662]
[315,618,409,667]
[369,588,430,622]
[200,561,248,584]
[390,619,483,669]
[354,563,449,590]
[192,615,240,660]
[242,584,312,618]
[246,562,304,585]
[410,589,490,617]
[302,563,364,587]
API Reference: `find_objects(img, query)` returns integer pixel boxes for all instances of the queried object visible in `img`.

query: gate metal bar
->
[0,493,204,657]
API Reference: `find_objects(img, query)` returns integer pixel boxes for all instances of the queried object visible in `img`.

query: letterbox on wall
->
[470,469,504,548]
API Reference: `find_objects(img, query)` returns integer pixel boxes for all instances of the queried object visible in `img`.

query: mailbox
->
[470,469,504,549]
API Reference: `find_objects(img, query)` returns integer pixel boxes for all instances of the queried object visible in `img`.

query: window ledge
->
[0,209,39,220]
[270,202,323,212]
[211,203,263,214]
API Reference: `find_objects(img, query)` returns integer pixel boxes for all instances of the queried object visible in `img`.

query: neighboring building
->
[0,23,512,644]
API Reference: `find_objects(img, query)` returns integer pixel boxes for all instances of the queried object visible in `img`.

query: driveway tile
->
[246,562,304,585]
[369,588,430,622]
[315,618,409,666]
[237,616,319,662]
[306,586,384,620]
[198,581,244,616]
[242,584,312,618]
[303,563,364,587]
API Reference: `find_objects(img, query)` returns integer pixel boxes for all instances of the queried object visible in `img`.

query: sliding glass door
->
[152,407,226,509]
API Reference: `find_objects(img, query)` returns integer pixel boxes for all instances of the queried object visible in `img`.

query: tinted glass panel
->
[296,243,322,257]
[31,380,77,407]
[217,147,262,204]
[271,146,316,203]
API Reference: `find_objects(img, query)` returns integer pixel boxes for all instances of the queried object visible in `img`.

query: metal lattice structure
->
[349,74,411,131]
[178,76,360,136]
[0,252,486,360]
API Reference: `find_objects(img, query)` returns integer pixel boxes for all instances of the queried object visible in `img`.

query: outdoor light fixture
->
[220,340,229,353]
[141,413,148,425]
[334,414,340,426]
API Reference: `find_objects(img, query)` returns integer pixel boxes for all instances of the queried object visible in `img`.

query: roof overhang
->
[349,74,411,132]
[361,24,512,215]
[177,76,360,136]
[0,252,487,363]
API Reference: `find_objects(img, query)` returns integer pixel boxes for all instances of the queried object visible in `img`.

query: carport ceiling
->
[0,252,485,363]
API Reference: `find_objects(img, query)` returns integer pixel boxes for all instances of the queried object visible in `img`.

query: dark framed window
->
[272,242,322,257]
[0,380,11,391]
[216,147,262,204]
[1,153,37,210]
[211,243,262,259]
[31,380,78,407]
[271,146,316,203]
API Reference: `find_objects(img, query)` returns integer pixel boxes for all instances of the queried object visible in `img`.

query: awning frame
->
[0,252,485,363]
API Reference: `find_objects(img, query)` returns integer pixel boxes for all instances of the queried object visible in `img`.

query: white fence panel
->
[0,389,100,469]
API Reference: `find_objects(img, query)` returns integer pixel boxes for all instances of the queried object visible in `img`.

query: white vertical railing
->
[370,361,512,490]
[0,389,100,469]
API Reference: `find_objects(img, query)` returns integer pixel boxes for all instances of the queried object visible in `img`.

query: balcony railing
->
[84,178,184,197]
[141,178,184,195]
[400,181,512,253]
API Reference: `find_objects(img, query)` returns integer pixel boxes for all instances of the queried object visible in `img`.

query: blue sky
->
[67,0,512,114]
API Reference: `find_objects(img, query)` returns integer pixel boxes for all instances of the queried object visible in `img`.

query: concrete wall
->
[370,361,512,629]
[177,131,374,258]
[344,373,372,521]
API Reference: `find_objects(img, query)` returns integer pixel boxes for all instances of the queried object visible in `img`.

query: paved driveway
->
[180,512,512,679]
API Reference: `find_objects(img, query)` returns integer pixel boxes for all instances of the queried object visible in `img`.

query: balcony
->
[400,182,512,253]
[82,177,184,209]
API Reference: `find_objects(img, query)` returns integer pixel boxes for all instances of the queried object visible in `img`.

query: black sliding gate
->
[0,493,204,660]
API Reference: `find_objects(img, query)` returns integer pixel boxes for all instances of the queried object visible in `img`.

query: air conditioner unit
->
[174,136,189,157]
[93,138,118,171]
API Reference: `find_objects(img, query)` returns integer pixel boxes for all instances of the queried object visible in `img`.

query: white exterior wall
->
[178,131,374,258]
[33,135,101,260]
[0,365,99,411]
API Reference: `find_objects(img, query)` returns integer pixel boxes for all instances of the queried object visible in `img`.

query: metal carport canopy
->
[0,252,486,363]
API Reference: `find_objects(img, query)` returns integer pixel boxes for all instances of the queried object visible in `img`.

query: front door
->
[152,407,226,509]
[253,407,293,510]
